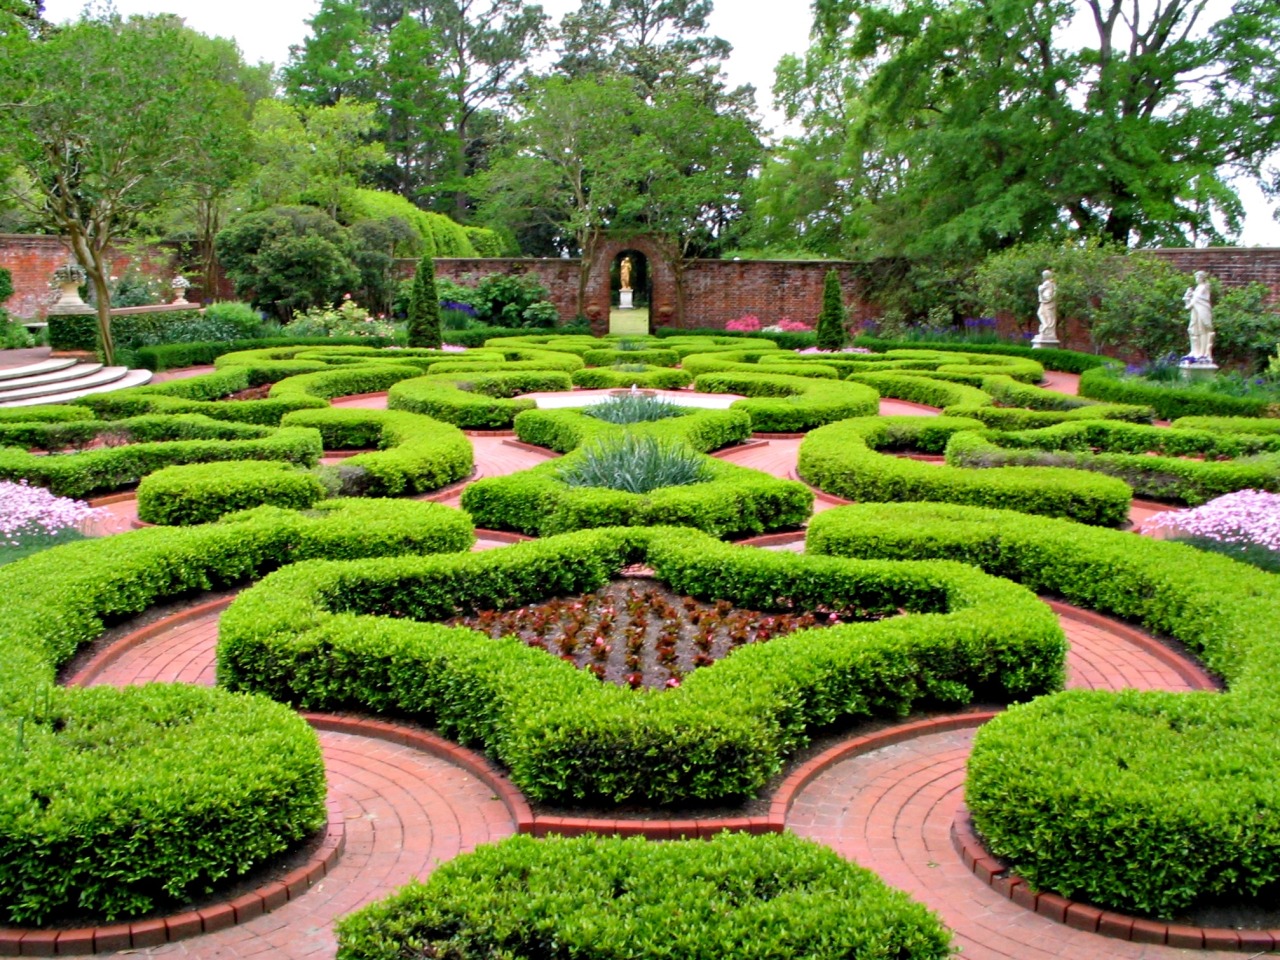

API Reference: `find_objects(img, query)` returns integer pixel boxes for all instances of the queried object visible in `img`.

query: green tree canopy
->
[0,12,252,362]
[764,0,1280,258]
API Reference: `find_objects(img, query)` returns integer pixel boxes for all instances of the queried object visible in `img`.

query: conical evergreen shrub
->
[407,254,441,349]
[816,269,846,351]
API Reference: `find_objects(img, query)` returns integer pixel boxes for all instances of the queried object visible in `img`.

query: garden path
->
[32,358,1237,959]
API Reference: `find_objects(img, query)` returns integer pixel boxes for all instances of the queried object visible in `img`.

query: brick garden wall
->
[7,233,1280,334]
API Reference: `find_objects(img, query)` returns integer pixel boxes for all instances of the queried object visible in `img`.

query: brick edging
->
[0,800,344,956]
[63,595,237,687]
[734,530,807,548]
[1045,600,1221,692]
[950,809,1276,951]
[770,712,998,824]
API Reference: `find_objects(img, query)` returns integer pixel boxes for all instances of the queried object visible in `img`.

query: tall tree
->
[0,13,251,362]
[286,0,548,217]
[772,0,1280,257]
[406,252,441,348]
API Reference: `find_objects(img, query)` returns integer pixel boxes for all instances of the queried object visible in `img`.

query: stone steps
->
[0,361,153,407]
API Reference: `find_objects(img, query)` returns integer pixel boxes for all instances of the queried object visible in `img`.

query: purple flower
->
[0,480,101,547]
[1141,490,1280,552]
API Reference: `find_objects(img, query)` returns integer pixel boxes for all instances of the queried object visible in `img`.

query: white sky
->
[40,0,1280,246]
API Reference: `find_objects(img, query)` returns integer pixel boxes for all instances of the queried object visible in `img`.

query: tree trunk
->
[67,230,115,365]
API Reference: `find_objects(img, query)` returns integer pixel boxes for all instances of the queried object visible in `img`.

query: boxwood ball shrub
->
[136,460,328,525]
[0,499,472,924]
[335,832,952,960]
[807,501,1280,917]
[218,526,1065,805]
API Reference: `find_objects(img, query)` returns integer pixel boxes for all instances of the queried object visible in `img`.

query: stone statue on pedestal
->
[1030,269,1058,348]
[1184,271,1214,362]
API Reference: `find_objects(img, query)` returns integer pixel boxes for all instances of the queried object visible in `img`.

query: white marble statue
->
[1035,269,1057,342]
[1184,271,1214,362]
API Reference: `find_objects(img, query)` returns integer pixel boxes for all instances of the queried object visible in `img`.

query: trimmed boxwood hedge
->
[0,411,272,453]
[218,526,1064,805]
[570,366,694,389]
[945,419,1280,504]
[1079,365,1280,419]
[0,424,323,498]
[511,405,752,455]
[0,499,472,924]
[853,336,1109,374]
[806,501,1280,917]
[944,402,1154,428]
[582,347,680,367]
[848,371,991,409]
[136,460,328,524]
[132,336,395,371]
[335,832,952,960]
[797,416,1132,526]
[387,371,573,429]
[693,371,880,432]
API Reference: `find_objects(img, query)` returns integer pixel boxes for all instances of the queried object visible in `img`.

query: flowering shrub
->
[1142,489,1280,553]
[774,317,813,332]
[0,480,100,556]
[288,298,396,339]
[725,314,761,332]
[797,345,873,354]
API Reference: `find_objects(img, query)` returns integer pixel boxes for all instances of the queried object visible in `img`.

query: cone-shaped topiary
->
[406,254,441,348]
[816,269,846,351]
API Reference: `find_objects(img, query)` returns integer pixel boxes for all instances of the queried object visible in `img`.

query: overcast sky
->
[40,0,1280,246]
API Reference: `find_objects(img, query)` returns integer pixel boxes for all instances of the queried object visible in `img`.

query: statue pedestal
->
[1179,359,1218,382]
[618,290,634,310]
[1030,336,1059,350]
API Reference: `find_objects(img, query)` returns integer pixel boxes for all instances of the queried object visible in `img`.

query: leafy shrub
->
[202,300,264,338]
[816,268,846,350]
[560,435,711,494]
[471,272,551,325]
[335,833,953,960]
[219,526,1063,805]
[136,460,328,525]
[288,298,395,339]
[0,498,471,923]
[798,416,1133,526]
[1079,365,1277,419]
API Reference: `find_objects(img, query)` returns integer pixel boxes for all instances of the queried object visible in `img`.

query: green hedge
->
[945,419,1280,505]
[797,416,1133,526]
[1079,366,1279,419]
[268,363,427,404]
[388,371,573,429]
[853,336,1109,373]
[461,454,810,539]
[439,325,591,348]
[0,425,323,498]
[131,336,395,371]
[693,371,880,432]
[1172,416,1280,435]
[944,402,1154,428]
[570,367,694,389]
[0,405,96,425]
[511,405,752,455]
[582,347,680,367]
[47,312,97,352]
[335,833,952,960]
[281,407,473,496]
[0,499,472,924]
[806,501,1280,917]
[136,460,328,524]
[218,526,1063,805]
[653,326,815,351]
[0,412,273,453]
[848,372,992,409]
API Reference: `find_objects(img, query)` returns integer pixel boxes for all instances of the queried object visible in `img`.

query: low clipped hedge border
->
[945,419,1280,505]
[0,499,473,925]
[335,832,952,960]
[132,336,395,371]
[797,416,1133,526]
[0,411,273,453]
[388,371,573,429]
[570,367,693,389]
[0,424,323,498]
[218,526,1065,806]
[281,407,474,496]
[806,502,1280,918]
[853,336,1109,374]
[136,460,328,524]
[1079,366,1279,419]
[693,371,880,432]
[461,407,802,538]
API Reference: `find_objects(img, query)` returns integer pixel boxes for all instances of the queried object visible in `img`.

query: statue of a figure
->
[620,256,633,292]
[1035,269,1057,341]
[1184,270,1214,361]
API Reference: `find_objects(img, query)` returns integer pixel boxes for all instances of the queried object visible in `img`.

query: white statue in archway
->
[1035,269,1057,342]
[1184,271,1214,362]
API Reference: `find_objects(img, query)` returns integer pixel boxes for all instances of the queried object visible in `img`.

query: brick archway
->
[585,236,674,336]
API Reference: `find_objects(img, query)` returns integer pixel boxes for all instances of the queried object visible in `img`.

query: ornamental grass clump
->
[583,393,686,424]
[0,480,100,562]
[1142,488,1280,571]
[559,435,711,494]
